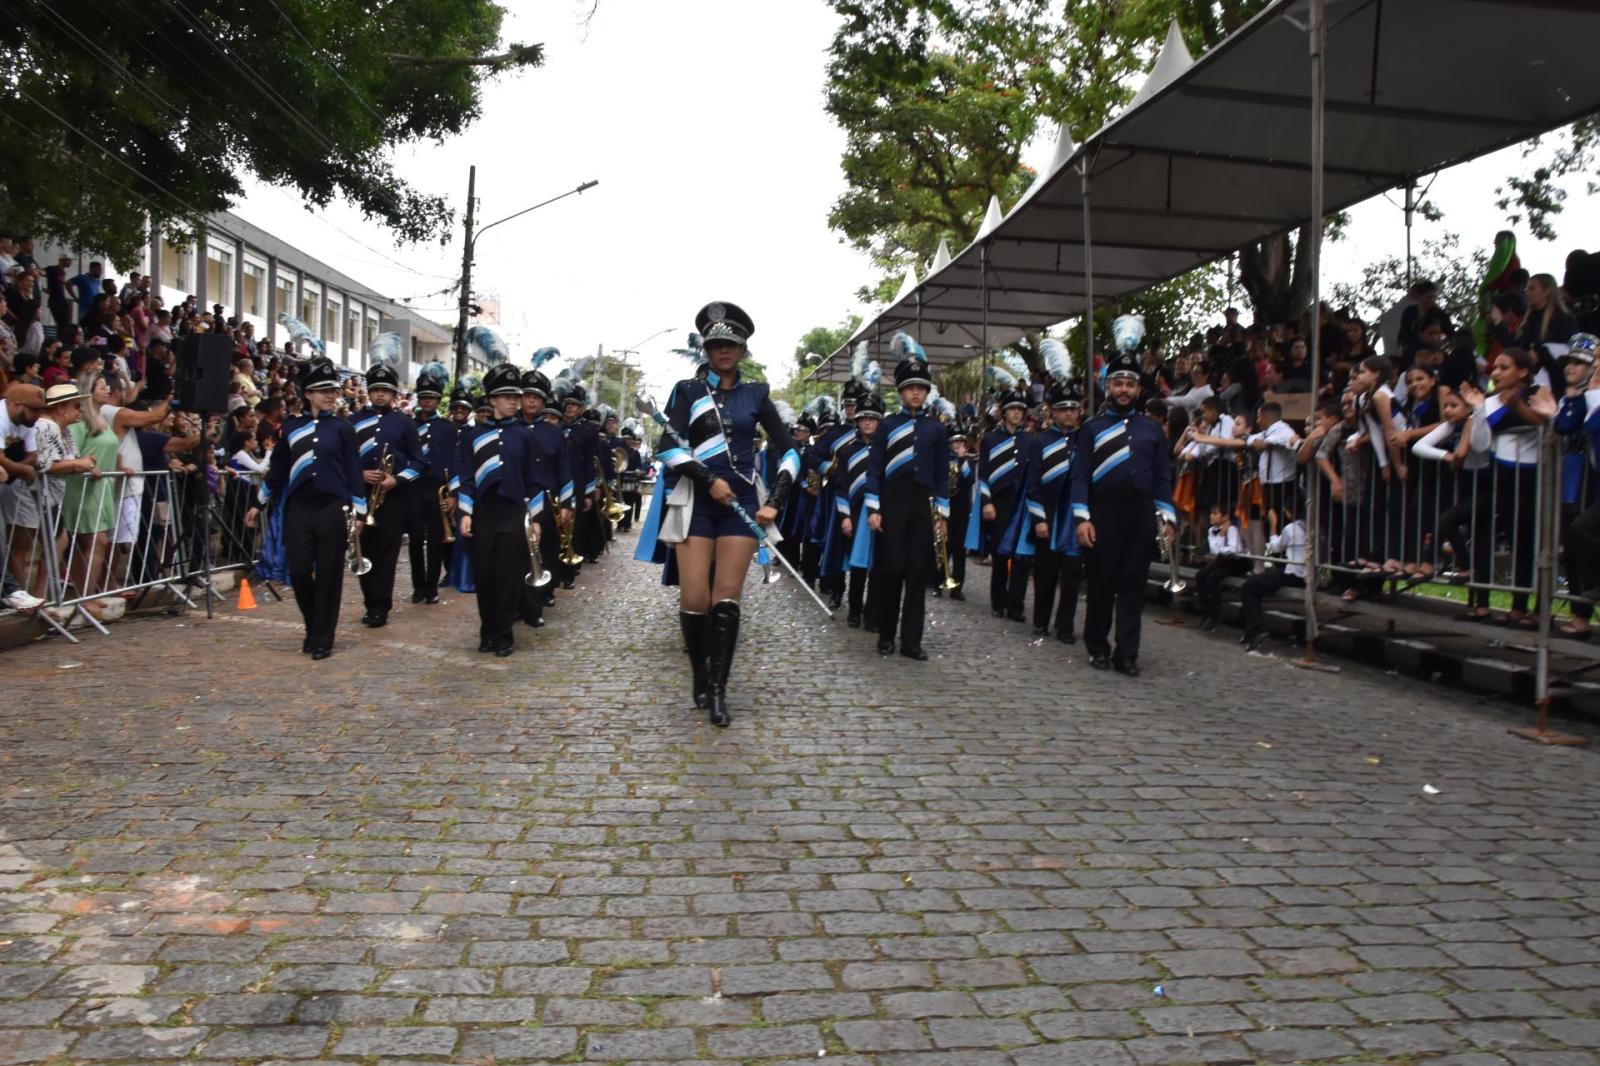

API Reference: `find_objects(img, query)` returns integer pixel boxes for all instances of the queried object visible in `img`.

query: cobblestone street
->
[2,536,1599,1065]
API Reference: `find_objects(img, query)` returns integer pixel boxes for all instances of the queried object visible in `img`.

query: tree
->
[1333,233,1488,331]
[0,0,542,264]
[793,316,864,375]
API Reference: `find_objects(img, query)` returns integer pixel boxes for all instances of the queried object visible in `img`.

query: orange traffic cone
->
[237,579,257,611]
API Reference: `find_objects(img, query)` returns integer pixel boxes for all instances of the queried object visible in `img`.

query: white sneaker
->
[3,590,45,611]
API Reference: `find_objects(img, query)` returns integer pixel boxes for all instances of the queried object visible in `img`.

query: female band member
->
[245,357,365,659]
[645,302,800,727]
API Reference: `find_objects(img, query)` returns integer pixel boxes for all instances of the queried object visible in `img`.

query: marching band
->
[246,306,1179,718]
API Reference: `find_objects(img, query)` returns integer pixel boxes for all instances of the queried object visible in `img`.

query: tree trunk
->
[1238,224,1314,324]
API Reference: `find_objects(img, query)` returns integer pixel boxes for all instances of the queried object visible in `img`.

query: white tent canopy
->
[816,0,1600,380]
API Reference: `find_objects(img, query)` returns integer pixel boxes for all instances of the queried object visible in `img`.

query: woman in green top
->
[63,374,123,596]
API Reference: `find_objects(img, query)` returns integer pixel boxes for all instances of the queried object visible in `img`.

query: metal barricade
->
[1168,416,1570,707]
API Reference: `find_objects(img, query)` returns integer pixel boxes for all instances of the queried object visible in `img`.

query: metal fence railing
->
[1168,417,1591,713]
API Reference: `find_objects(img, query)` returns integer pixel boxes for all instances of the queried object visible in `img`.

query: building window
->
[274,275,297,330]
[241,260,266,318]
[325,294,343,354]
[160,237,195,294]
[366,313,379,353]
[300,282,322,340]
[206,244,234,313]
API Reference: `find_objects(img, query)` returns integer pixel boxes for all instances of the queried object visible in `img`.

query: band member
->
[942,430,974,600]
[977,384,1033,620]
[835,391,883,629]
[861,332,950,660]
[520,360,575,625]
[246,357,364,660]
[1025,372,1084,642]
[454,364,541,657]
[566,387,611,565]
[408,364,456,605]
[350,359,423,628]
[444,381,478,593]
[617,425,644,531]
[644,301,799,727]
[778,413,816,572]
[805,396,853,607]
[1070,347,1176,676]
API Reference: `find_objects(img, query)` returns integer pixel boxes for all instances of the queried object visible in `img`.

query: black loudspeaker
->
[175,334,233,413]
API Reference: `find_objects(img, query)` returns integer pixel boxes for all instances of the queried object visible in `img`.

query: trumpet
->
[438,485,456,544]
[596,457,628,524]
[365,449,394,527]
[346,505,372,575]
[524,511,552,587]
[1156,510,1185,593]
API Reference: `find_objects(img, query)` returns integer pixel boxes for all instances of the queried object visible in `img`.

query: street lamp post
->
[452,172,600,379]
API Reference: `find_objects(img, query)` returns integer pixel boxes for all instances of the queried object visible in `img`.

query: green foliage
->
[1331,233,1488,328]
[0,0,541,264]
[793,316,863,374]
[1496,116,1600,242]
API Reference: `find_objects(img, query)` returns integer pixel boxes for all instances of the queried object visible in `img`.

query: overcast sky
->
[231,0,1598,396]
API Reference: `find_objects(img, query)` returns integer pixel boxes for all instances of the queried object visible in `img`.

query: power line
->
[26,0,456,290]
[262,0,386,127]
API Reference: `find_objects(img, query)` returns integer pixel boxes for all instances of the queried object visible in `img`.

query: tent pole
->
[980,240,991,424]
[1403,179,1416,287]
[1081,162,1095,413]
[1295,0,1331,672]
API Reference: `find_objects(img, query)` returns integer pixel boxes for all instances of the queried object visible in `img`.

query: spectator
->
[1192,503,1248,631]
[1167,360,1213,413]
[1415,382,1491,617]
[1520,272,1577,351]
[1553,344,1598,639]
[1240,503,1308,653]
[1482,348,1557,627]
[13,237,36,272]
[31,381,99,597]
[1278,337,1311,393]
[61,376,121,597]
[0,383,44,607]
[45,256,74,336]
[70,261,106,326]
[0,238,17,282]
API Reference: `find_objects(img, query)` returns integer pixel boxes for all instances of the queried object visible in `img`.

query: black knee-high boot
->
[706,600,741,728]
[680,611,709,710]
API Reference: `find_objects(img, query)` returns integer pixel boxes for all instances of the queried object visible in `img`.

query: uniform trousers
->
[1083,485,1156,662]
[987,487,1031,614]
[284,490,347,651]
[873,479,934,649]
[472,492,531,649]
[358,483,410,616]
[408,476,449,599]
[847,566,874,620]
[1032,545,1083,633]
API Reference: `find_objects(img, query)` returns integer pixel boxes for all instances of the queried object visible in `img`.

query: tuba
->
[346,505,372,575]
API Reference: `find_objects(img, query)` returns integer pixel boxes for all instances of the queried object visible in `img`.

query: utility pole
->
[452,165,477,381]
[590,342,603,403]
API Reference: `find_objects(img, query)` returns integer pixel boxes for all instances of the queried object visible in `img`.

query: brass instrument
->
[805,468,822,493]
[1156,509,1185,593]
[558,510,584,567]
[346,505,372,575]
[932,461,960,591]
[524,511,552,587]
[597,457,628,524]
[610,445,629,474]
[365,449,394,527]
[437,485,456,544]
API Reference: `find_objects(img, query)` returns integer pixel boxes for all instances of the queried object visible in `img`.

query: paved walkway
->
[2,538,1599,1065]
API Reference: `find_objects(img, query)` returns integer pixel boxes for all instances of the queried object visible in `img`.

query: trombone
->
[525,511,552,587]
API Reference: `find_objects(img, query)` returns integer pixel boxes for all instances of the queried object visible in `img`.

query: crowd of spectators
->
[0,237,398,617]
[976,247,1600,650]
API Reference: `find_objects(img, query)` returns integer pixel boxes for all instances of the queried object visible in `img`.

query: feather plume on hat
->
[367,331,403,369]
[466,325,511,366]
[531,346,560,369]
[984,365,1019,392]
[1040,338,1072,382]
[773,400,797,427]
[278,312,324,358]
[672,332,706,367]
[890,330,927,363]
